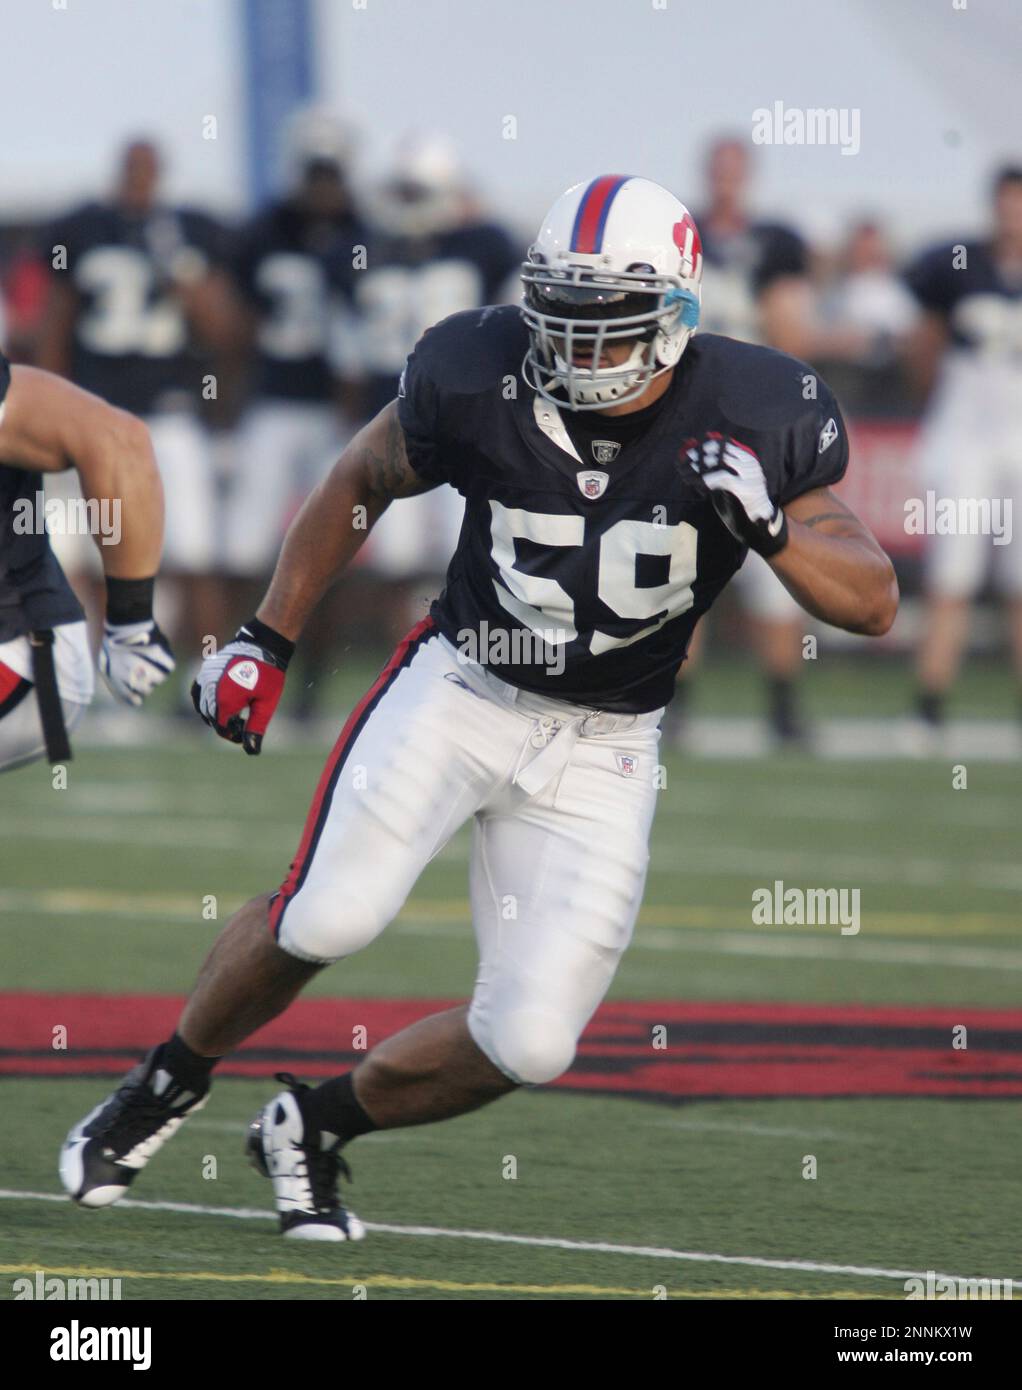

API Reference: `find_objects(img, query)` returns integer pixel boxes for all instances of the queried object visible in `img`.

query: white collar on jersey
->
[532,394,583,464]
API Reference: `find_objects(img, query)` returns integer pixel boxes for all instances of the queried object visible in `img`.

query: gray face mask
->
[520,263,699,410]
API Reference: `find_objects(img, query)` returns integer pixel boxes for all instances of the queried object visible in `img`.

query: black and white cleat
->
[60,1047,209,1208]
[247,1073,366,1242]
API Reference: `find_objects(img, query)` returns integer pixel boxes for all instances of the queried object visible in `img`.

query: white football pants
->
[224,401,344,577]
[0,621,93,773]
[271,620,663,1085]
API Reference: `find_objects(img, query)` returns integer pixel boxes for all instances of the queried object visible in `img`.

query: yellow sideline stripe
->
[405,900,1020,939]
[0,1263,886,1299]
[0,887,1017,938]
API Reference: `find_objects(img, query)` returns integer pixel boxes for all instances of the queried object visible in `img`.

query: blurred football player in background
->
[225,109,366,720]
[815,219,919,416]
[36,138,242,672]
[0,356,173,771]
[676,137,872,745]
[349,133,519,639]
[906,164,1022,738]
[822,220,919,358]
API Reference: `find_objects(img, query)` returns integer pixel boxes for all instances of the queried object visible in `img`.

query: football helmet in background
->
[281,106,356,190]
[370,132,465,237]
[521,175,703,410]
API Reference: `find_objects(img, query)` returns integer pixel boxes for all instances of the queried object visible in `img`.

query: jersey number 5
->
[489,501,697,656]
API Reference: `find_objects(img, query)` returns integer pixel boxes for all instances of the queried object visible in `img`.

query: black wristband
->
[238,616,295,670]
[754,508,789,559]
[105,575,155,625]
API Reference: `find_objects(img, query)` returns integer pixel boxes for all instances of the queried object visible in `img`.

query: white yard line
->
[0,1187,1009,1285]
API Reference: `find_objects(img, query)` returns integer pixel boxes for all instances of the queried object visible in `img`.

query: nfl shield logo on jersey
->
[591,440,621,465]
[615,752,638,777]
[577,470,610,500]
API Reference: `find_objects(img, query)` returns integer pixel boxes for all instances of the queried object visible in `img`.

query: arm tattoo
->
[362,405,431,501]
[802,510,854,529]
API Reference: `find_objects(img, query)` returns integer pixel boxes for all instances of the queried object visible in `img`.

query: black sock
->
[301,1072,378,1146]
[916,690,944,727]
[159,1033,220,1092]
[767,676,797,723]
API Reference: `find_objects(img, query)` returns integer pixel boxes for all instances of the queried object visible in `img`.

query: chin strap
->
[553,339,652,407]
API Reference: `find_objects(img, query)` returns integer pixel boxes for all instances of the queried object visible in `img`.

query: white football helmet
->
[521,175,703,410]
[280,107,354,188]
[371,132,464,237]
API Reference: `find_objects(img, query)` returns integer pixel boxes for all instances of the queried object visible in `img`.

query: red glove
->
[191,618,294,755]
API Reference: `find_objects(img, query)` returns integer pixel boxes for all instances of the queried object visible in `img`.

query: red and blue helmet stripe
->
[569,175,631,254]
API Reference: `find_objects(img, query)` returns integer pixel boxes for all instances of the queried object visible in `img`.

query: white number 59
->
[489,501,697,655]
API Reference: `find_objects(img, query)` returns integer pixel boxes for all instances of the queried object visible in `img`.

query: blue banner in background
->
[242,0,316,207]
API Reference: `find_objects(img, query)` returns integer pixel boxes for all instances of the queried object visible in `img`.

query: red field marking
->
[2,995,1020,1100]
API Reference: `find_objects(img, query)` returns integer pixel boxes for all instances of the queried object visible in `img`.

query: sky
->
[0,0,1018,249]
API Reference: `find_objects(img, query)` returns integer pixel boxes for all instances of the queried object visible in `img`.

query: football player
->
[224,109,364,585]
[36,138,241,662]
[350,134,519,635]
[0,355,173,772]
[906,164,1022,735]
[61,176,897,1239]
[224,109,367,719]
[681,137,870,745]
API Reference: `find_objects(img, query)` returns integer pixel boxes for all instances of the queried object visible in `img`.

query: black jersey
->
[43,201,229,415]
[905,240,1022,359]
[0,354,84,644]
[696,217,808,343]
[350,221,518,419]
[397,307,848,712]
[233,201,365,402]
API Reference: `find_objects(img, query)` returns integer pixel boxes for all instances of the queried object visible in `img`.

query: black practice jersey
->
[349,222,518,419]
[397,307,848,712]
[233,202,365,402]
[696,217,808,343]
[0,353,84,643]
[906,240,1022,360]
[43,201,229,414]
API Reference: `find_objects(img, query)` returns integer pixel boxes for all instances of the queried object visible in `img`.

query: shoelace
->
[274,1073,354,1215]
[298,1143,354,1215]
[99,1081,197,1159]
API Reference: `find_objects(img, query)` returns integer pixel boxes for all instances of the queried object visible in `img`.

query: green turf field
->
[1,656,1020,1300]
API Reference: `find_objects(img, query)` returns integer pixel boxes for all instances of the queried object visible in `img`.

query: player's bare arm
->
[193,399,434,752]
[686,410,897,640]
[769,487,899,636]
[0,365,174,705]
[0,365,164,579]
[258,400,432,642]
[174,267,250,354]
